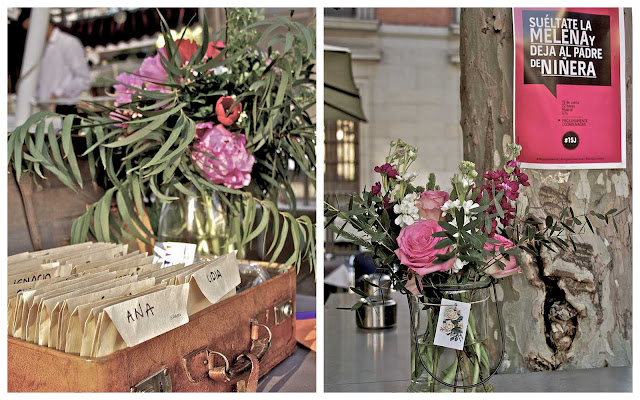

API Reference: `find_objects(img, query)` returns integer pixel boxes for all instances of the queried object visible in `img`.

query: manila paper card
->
[102,283,190,349]
[187,252,240,314]
[153,242,196,267]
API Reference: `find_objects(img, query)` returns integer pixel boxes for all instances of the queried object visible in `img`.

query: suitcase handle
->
[208,321,272,381]
[181,320,272,386]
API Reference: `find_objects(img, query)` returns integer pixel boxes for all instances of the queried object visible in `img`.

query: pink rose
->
[416,190,449,221]
[483,234,521,279]
[191,123,255,189]
[215,96,243,126]
[394,219,455,276]
[404,272,424,296]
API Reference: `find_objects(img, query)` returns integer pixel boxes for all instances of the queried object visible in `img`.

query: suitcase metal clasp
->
[274,299,294,326]
[130,367,172,392]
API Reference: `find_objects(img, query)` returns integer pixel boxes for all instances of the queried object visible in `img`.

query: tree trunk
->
[460,8,632,373]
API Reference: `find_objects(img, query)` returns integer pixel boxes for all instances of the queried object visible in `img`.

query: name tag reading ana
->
[192,254,241,305]
[104,284,189,347]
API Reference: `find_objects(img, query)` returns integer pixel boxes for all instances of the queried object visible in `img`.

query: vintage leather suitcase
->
[8,262,297,392]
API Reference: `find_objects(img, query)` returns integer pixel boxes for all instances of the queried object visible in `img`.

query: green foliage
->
[8,9,316,273]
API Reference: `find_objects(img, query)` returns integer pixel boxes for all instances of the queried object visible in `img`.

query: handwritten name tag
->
[192,253,241,304]
[104,284,189,347]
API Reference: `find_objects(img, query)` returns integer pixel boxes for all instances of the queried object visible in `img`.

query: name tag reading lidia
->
[104,284,190,347]
[192,253,241,305]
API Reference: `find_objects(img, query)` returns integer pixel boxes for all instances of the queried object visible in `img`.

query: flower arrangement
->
[9,9,316,271]
[326,139,622,290]
[325,139,623,391]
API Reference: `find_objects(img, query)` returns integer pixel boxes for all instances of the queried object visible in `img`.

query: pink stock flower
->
[394,219,455,276]
[113,72,143,106]
[477,165,530,234]
[138,53,168,91]
[372,182,382,196]
[191,123,255,189]
[374,163,399,179]
[215,96,242,126]
[483,234,521,279]
[416,190,449,221]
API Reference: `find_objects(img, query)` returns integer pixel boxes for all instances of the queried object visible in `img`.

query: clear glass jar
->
[156,186,231,255]
[408,280,494,392]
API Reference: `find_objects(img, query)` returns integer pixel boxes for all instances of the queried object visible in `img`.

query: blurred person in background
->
[19,9,91,114]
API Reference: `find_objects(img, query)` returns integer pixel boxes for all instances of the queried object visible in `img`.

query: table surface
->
[258,294,316,392]
[324,292,632,392]
[258,345,316,392]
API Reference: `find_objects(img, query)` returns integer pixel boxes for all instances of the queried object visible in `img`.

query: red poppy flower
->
[215,96,242,126]
[173,39,199,66]
[206,41,225,60]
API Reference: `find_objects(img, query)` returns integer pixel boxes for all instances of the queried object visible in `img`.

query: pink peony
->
[108,109,130,128]
[483,234,521,279]
[113,72,143,106]
[416,190,449,221]
[138,53,168,91]
[215,96,242,126]
[194,121,214,140]
[191,123,255,189]
[394,219,455,276]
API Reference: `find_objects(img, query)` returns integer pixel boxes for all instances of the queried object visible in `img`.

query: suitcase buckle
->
[181,321,272,384]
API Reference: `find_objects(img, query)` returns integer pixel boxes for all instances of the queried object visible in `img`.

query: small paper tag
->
[433,299,471,350]
[192,253,241,304]
[153,242,196,267]
[104,284,190,347]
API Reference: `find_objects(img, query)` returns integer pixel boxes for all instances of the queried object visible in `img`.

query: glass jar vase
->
[156,186,231,256]
[408,279,497,392]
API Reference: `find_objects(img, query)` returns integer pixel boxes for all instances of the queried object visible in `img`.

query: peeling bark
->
[460,8,632,373]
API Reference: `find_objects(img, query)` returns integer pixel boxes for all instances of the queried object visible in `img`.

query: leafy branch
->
[7,9,316,273]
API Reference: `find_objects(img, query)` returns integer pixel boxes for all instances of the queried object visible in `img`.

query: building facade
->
[325,8,463,199]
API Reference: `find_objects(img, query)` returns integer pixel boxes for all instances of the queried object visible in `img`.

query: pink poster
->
[514,8,625,169]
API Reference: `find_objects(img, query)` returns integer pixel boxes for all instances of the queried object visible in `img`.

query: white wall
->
[326,21,463,192]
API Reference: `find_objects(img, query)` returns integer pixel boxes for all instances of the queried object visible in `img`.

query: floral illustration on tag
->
[440,305,464,342]
[433,299,471,350]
